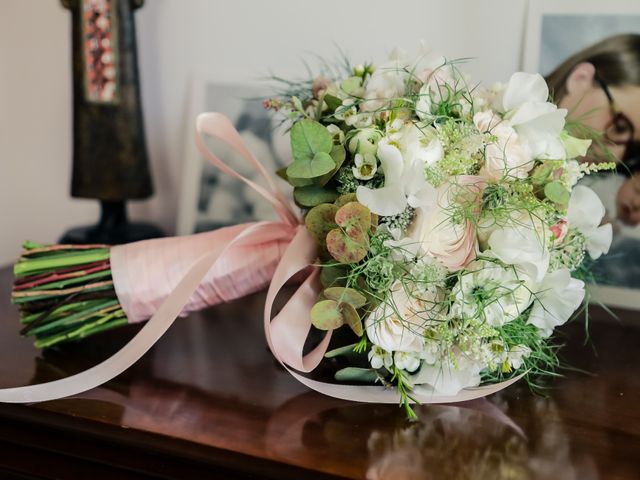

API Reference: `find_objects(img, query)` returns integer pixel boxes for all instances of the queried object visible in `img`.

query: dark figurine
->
[60,0,163,244]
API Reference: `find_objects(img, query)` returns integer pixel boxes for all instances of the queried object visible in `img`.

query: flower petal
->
[356,184,407,216]
[377,140,404,183]
[528,269,585,337]
[502,72,549,111]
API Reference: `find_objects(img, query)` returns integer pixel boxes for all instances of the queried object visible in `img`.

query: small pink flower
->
[550,219,569,244]
[312,76,330,99]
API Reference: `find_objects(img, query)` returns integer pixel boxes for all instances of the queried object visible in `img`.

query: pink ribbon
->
[0,112,523,404]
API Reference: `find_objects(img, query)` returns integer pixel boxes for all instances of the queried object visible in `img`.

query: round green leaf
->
[340,302,364,336]
[544,181,570,205]
[305,203,338,248]
[310,300,345,330]
[290,119,333,163]
[286,151,336,179]
[323,287,367,308]
[294,185,339,207]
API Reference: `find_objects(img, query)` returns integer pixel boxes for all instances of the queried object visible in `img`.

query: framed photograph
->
[177,76,291,236]
[523,0,640,309]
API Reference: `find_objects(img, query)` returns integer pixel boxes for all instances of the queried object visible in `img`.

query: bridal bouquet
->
[8,47,613,417]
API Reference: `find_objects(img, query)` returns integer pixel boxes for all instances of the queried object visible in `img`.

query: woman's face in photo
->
[559,62,640,163]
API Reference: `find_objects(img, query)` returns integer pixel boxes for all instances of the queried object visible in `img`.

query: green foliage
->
[326,202,371,264]
[335,367,378,383]
[287,120,335,179]
[544,181,570,208]
[305,203,338,248]
[318,144,347,186]
[310,299,345,330]
[323,287,367,308]
[294,184,339,207]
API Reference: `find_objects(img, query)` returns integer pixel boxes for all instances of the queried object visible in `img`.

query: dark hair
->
[545,34,640,103]
[546,34,640,173]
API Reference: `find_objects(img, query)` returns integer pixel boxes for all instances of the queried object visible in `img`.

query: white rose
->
[361,62,407,112]
[365,282,445,353]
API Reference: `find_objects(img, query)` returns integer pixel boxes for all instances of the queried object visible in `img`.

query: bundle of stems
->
[11,242,128,349]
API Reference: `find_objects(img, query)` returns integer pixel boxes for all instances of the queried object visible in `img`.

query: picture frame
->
[177,74,291,236]
[523,0,640,310]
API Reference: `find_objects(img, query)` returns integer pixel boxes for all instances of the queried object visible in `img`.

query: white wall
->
[0,0,527,266]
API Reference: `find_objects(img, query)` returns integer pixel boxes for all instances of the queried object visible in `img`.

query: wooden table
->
[0,265,638,479]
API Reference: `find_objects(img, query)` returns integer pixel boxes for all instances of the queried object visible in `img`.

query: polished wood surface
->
[0,265,639,479]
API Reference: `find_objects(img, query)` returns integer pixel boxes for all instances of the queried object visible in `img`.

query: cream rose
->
[474,110,533,181]
[365,282,444,353]
[415,176,486,271]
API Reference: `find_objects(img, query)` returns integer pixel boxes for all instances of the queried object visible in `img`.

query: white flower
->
[487,222,550,283]
[365,282,445,353]
[563,160,583,187]
[394,351,421,372]
[507,344,531,370]
[567,185,612,259]
[334,99,358,123]
[450,259,534,327]
[416,134,444,167]
[369,345,393,370]
[361,61,408,113]
[499,72,567,160]
[326,124,345,144]
[411,349,483,395]
[561,132,592,159]
[528,269,585,338]
[334,99,373,127]
[348,127,383,155]
[356,137,437,216]
[352,153,377,180]
[415,84,433,121]
[474,110,534,181]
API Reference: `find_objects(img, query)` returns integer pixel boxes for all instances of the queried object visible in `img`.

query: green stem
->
[27,269,112,291]
[34,311,127,349]
[25,300,120,335]
[14,249,110,278]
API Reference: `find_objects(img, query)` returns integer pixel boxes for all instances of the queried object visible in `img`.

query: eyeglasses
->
[594,71,640,164]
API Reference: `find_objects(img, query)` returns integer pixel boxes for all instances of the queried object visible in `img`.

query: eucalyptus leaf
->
[319,144,347,186]
[290,119,333,163]
[334,367,378,383]
[294,185,339,207]
[324,287,367,308]
[310,299,344,330]
[286,151,335,179]
[341,76,363,96]
[324,343,359,358]
[324,94,342,112]
[544,181,570,205]
[277,166,314,187]
[319,264,349,288]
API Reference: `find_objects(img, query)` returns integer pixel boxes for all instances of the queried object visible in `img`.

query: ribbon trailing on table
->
[0,113,522,404]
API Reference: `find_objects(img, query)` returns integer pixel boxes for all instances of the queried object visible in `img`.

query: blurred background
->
[0,0,528,265]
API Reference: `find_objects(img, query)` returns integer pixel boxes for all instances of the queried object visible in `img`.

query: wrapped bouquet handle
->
[1,112,522,404]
